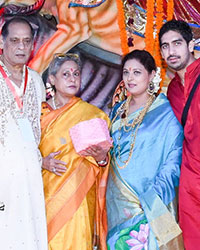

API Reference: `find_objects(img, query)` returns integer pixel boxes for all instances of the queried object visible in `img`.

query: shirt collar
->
[186,57,200,75]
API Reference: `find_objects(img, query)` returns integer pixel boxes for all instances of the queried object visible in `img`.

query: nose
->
[127,72,134,81]
[68,74,76,82]
[17,40,26,49]
[168,45,176,55]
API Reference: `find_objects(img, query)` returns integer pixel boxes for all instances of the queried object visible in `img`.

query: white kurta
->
[0,62,48,250]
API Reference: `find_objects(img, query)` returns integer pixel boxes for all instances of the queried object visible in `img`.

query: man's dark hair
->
[122,49,157,74]
[1,16,34,39]
[159,20,193,47]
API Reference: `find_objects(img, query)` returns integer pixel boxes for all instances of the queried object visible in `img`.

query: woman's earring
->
[46,82,55,100]
[147,81,155,95]
[147,67,162,95]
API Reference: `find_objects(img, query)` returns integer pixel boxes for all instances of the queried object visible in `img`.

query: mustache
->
[167,55,181,60]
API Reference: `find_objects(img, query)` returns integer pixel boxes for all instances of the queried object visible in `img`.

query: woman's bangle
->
[97,156,108,167]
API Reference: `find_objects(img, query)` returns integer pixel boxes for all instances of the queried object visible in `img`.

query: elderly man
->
[0,17,47,249]
[159,20,200,250]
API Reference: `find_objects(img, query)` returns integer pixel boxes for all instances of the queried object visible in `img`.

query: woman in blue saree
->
[106,50,184,249]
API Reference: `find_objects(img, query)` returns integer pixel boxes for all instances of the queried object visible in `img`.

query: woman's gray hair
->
[48,53,82,76]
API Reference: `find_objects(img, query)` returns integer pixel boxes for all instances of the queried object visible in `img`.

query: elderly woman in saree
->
[39,53,111,250]
[106,50,184,250]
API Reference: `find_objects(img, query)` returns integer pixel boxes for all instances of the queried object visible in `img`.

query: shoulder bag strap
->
[181,74,200,127]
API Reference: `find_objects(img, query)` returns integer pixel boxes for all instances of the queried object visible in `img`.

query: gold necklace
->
[113,95,155,169]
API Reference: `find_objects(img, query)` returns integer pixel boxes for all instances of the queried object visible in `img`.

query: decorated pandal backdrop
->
[0,0,200,113]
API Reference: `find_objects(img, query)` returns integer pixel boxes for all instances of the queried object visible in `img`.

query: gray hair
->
[48,53,82,76]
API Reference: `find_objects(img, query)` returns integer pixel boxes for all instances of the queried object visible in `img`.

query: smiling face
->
[50,60,81,99]
[1,22,33,67]
[123,58,154,97]
[160,30,194,72]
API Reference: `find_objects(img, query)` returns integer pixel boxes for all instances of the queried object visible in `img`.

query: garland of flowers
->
[154,0,163,66]
[145,0,155,54]
[154,0,165,90]
[167,0,174,20]
[160,0,174,88]
[160,0,174,89]
[116,0,130,55]
[145,0,175,90]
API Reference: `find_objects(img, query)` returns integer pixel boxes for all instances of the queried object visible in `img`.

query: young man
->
[0,17,47,249]
[159,20,200,249]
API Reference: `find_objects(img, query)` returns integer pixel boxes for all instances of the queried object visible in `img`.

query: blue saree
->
[106,94,184,250]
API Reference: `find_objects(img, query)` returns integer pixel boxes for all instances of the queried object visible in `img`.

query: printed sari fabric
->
[40,97,110,250]
[106,94,184,250]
